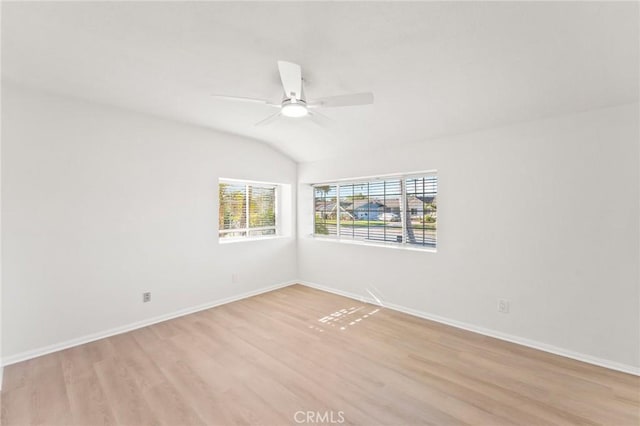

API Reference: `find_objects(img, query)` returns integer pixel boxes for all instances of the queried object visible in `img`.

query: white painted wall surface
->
[1,83,297,360]
[0,1,4,385]
[298,103,640,370]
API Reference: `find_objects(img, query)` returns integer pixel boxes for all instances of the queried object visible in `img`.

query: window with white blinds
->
[219,180,277,240]
[313,173,437,249]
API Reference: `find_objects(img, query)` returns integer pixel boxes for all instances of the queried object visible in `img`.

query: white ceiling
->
[2,2,638,162]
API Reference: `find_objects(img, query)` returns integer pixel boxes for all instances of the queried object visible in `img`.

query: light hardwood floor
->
[1,284,639,425]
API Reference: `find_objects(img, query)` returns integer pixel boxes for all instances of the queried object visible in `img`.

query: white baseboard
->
[2,280,297,367]
[298,280,640,376]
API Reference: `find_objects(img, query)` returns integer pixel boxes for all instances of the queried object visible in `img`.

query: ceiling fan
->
[211,61,374,127]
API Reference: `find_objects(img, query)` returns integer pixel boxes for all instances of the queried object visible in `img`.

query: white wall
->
[298,103,640,372]
[1,83,297,361]
[0,1,3,386]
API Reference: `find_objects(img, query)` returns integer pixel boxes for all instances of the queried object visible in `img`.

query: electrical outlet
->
[143,292,151,303]
[232,273,240,284]
[498,299,510,313]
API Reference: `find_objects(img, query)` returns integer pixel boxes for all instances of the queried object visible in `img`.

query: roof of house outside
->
[316,195,436,212]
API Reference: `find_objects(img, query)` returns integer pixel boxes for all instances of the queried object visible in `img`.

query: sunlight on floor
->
[309,306,381,333]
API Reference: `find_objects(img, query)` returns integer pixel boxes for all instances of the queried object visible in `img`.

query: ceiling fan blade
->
[211,95,279,107]
[277,60,302,100]
[307,110,332,128]
[255,111,282,127]
[308,92,374,108]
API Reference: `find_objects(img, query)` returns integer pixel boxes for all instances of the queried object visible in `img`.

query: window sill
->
[308,235,437,253]
[219,235,287,244]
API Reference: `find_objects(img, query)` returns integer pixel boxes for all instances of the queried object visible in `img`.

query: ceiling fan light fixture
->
[281,100,308,118]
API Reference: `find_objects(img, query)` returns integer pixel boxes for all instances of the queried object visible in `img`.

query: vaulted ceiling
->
[2,2,638,162]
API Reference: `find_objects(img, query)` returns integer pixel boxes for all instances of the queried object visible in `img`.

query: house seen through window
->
[314,174,437,249]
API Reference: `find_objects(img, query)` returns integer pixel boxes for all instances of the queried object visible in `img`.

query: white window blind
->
[219,181,277,240]
[313,174,437,249]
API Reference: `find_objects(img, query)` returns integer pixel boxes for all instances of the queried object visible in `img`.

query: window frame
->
[311,171,437,252]
[218,178,280,243]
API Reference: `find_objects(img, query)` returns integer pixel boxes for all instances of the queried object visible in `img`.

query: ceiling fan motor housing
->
[281,98,308,117]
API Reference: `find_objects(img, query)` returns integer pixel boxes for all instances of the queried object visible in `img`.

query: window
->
[313,173,437,249]
[219,180,278,240]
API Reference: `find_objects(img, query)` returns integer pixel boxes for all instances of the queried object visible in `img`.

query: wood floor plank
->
[142,380,207,426]
[159,359,243,425]
[1,384,31,425]
[107,333,166,392]
[65,370,117,426]
[2,284,639,425]
[28,354,73,426]
[93,356,160,426]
